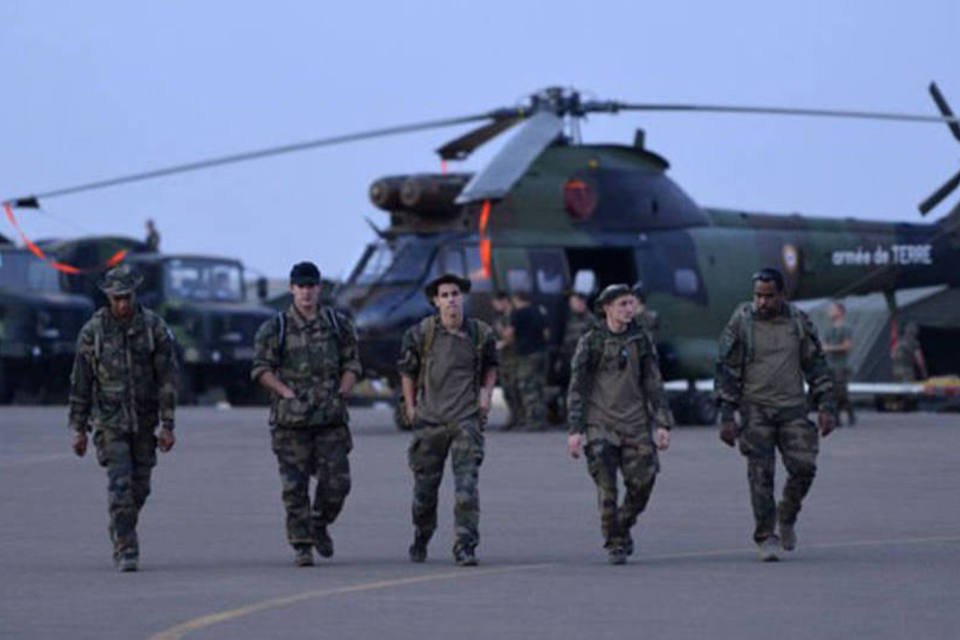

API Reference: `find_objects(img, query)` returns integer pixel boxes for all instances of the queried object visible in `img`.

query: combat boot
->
[623,533,635,557]
[779,522,797,551]
[408,533,429,563]
[757,536,780,562]
[454,547,477,567]
[117,555,139,572]
[314,526,334,558]
[607,546,627,565]
[294,545,314,567]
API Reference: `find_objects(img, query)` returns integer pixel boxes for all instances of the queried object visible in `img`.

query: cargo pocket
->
[93,430,110,468]
[276,395,313,427]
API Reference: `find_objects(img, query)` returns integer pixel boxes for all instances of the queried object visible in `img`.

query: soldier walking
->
[491,291,521,429]
[68,264,178,572]
[822,301,856,426]
[566,284,673,565]
[716,268,835,561]
[506,292,548,431]
[398,274,497,566]
[252,261,361,567]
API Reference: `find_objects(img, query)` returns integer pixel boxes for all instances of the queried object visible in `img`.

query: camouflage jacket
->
[715,302,834,414]
[68,305,178,434]
[251,304,361,428]
[397,315,498,394]
[566,320,673,435]
[561,310,598,358]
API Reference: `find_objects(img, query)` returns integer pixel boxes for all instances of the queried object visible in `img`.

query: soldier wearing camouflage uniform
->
[252,262,361,567]
[399,273,498,566]
[491,291,521,429]
[68,264,178,572]
[891,322,927,383]
[567,284,673,565]
[822,301,856,426]
[631,284,659,339]
[506,292,547,431]
[716,268,835,562]
[553,291,597,418]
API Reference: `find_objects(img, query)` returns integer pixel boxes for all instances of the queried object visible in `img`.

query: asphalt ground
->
[1,406,958,640]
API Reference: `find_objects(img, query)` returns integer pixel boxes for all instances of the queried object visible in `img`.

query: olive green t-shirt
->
[585,331,648,435]
[742,315,806,407]
[823,324,852,372]
[417,328,478,424]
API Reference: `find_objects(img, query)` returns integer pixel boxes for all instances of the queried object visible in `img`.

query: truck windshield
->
[164,259,244,302]
[349,240,435,286]
[0,250,63,293]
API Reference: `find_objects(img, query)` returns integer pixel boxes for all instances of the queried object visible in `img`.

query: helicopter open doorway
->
[565,248,637,291]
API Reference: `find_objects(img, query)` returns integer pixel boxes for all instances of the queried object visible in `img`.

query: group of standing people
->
[76,258,923,570]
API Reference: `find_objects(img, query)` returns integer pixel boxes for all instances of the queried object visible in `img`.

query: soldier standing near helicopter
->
[491,291,521,429]
[398,273,498,566]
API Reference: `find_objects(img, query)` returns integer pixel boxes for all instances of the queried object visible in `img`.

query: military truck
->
[0,235,93,403]
[47,237,274,405]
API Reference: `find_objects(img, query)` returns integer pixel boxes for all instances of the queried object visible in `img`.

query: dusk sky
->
[2,1,957,278]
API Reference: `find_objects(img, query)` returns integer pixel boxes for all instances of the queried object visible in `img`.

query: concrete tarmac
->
[1,406,959,639]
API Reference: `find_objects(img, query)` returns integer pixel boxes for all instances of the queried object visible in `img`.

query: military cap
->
[98,264,143,296]
[290,261,321,286]
[593,283,633,315]
[424,273,471,300]
[631,281,646,302]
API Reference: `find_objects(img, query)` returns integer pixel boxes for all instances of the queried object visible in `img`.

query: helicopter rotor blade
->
[436,116,525,161]
[455,111,564,204]
[929,82,960,142]
[918,167,960,216]
[611,102,960,125]
[2,112,500,206]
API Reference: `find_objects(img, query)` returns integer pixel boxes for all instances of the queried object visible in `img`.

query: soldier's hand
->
[404,403,416,426]
[818,410,836,438]
[655,427,670,452]
[279,386,296,400]
[72,432,88,457]
[157,428,176,453]
[719,421,738,447]
[567,433,584,459]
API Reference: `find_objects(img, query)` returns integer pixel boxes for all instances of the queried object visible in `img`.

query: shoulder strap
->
[143,311,157,354]
[276,311,287,368]
[324,306,341,338]
[416,316,437,391]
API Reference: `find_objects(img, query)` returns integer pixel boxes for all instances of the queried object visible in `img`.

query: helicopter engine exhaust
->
[369,173,473,216]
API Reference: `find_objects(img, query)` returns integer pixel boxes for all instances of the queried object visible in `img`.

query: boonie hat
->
[424,273,471,301]
[98,264,143,296]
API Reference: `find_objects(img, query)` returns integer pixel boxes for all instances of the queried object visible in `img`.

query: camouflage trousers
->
[498,353,522,427]
[407,416,484,552]
[831,369,855,424]
[271,423,352,548]
[583,426,659,549]
[93,428,158,560]
[514,353,546,430]
[737,404,819,543]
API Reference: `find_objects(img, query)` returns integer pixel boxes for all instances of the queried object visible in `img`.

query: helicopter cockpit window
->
[351,241,435,286]
[353,243,394,285]
[437,247,466,277]
[506,269,532,293]
[674,268,699,295]
[530,250,567,294]
[463,245,492,292]
[164,259,244,302]
[0,249,61,293]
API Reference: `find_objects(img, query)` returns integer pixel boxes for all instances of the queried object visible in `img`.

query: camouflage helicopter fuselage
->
[338,137,960,416]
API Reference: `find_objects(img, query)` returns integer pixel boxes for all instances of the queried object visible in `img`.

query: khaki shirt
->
[741,315,806,408]
[585,331,650,435]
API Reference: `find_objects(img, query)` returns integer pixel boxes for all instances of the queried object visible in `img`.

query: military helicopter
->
[5,84,960,424]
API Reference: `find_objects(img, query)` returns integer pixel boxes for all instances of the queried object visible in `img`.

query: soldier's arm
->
[640,335,674,430]
[251,319,294,398]
[798,311,835,413]
[67,326,95,434]
[714,309,745,420]
[336,313,362,394]
[566,333,593,435]
[152,318,179,430]
[397,325,422,414]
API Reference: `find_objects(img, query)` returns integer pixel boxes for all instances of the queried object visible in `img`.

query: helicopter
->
[4,84,960,424]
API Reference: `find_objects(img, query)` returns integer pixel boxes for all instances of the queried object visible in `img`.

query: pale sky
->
[1,1,957,278]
